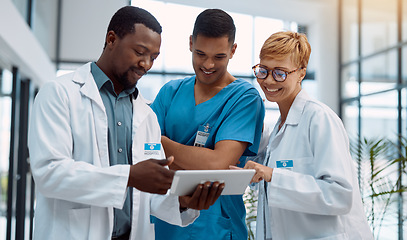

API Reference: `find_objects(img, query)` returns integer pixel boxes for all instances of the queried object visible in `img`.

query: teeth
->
[266,88,279,92]
[203,70,214,74]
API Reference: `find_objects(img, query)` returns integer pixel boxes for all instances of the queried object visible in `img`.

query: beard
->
[116,67,143,90]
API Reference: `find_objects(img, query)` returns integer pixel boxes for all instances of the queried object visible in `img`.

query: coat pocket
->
[312,232,349,240]
[68,207,91,240]
[291,156,313,175]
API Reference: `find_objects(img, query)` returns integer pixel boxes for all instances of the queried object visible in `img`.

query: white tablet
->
[169,169,255,196]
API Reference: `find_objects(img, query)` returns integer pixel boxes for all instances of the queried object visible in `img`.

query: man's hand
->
[178,181,224,210]
[128,157,175,194]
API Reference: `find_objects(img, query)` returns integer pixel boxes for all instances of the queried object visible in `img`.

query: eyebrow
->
[195,49,227,57]
[136,44,160,56]
[136,45,150,52]
[274,66,289,70]
[260,64,289,71]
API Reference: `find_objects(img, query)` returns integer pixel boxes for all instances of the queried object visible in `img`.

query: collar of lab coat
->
[285,89,309,126]
[72,62,152,137]
[131,91,152,128]
[72,62,106,111]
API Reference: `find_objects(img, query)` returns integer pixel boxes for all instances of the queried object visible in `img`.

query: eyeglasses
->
[252,64,303,82]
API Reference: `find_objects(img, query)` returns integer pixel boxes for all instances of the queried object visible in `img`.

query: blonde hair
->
[260,31,311,69]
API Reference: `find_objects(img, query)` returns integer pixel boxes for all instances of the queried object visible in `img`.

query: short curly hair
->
[192,9,236,44]
[104,6,162,48]
[260,31,311,69]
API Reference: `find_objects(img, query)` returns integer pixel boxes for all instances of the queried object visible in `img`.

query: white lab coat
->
[255,90,373,240]
[28,62,198,240]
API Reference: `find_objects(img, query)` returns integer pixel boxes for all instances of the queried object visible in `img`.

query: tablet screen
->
[169,169,255,196]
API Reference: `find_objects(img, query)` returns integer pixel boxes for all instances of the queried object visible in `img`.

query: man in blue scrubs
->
[151,9,265,240]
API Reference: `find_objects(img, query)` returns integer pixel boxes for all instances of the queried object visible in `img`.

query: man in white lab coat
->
[28,6,223,240]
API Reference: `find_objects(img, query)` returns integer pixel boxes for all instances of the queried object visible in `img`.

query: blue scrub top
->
[151,76,265,240]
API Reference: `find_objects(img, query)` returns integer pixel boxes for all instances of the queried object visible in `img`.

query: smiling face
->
[102,23,161,94]
[190,35,236,87]
[258,56,306,109]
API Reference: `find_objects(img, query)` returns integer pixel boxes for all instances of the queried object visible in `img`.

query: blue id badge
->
[276,160,293,170]
[144,143,161,156]
[194,123,211,147]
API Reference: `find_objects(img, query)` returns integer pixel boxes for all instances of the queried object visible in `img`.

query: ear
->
[189,35,193,52]
[298,68,307,82]
[106,30,117,48]
[230,43,237,59]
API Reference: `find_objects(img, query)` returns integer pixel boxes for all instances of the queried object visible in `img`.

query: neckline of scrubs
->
[192,78,240,107]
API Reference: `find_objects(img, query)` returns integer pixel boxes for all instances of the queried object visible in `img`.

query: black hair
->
[105,6,162,46]
[192,9,236,44]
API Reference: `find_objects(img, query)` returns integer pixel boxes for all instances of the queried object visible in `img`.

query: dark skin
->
[127,156,224,210]
[96,23,223,210]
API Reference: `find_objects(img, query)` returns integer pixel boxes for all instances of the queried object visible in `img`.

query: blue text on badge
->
[144,143,161,151]
[276,160,293,168]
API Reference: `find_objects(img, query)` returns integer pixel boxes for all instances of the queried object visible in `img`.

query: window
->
[360,50,398,95]
[341,0,359,63]
[131,0,314,128]
[404,0,407,41]
[341,63,359,99]
[361,0,398,57]
[0,69,13,235]
[340,0,407,238]
[360,90,398,140]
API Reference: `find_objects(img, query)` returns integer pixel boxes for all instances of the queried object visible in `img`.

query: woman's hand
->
[230,160,273,183]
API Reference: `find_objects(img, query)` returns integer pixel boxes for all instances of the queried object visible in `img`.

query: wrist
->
[179,206,189,213]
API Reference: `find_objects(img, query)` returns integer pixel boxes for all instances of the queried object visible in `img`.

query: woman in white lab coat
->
[241,31,373,239]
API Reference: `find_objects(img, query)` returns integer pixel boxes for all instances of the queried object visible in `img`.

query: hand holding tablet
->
[178,181,224,210]
[170,169,256,196]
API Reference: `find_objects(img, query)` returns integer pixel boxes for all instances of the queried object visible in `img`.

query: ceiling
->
[152,0,334,25]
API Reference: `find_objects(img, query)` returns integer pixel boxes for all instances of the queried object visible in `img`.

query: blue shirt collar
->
[90,62,137,97]
[91,62,110,91]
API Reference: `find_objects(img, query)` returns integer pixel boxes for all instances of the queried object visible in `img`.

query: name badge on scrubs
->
[276,160,293,171]
[144,143,161,156]
[194,123,211,147]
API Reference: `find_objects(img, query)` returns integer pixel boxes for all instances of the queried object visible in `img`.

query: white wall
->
[314,1,339,112]
[59,0,128,63]
[0,0,55,86]
[32,0,59,61]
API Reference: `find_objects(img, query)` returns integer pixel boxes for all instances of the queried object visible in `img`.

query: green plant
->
[243,187,258,240]
[350,136,407,239]
[1,173,7,202]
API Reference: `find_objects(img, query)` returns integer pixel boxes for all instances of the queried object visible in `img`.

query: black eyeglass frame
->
[252,64,303,82]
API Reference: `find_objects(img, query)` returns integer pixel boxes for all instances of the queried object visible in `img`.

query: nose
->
[259,73,276,84]
[203,58,215,70]
[139,57,153,70]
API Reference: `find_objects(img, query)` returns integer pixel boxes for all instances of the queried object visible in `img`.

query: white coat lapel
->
[72,63,105,111]
[132,92,150,129]
[73,62,109,168]
[285,90,308,126]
